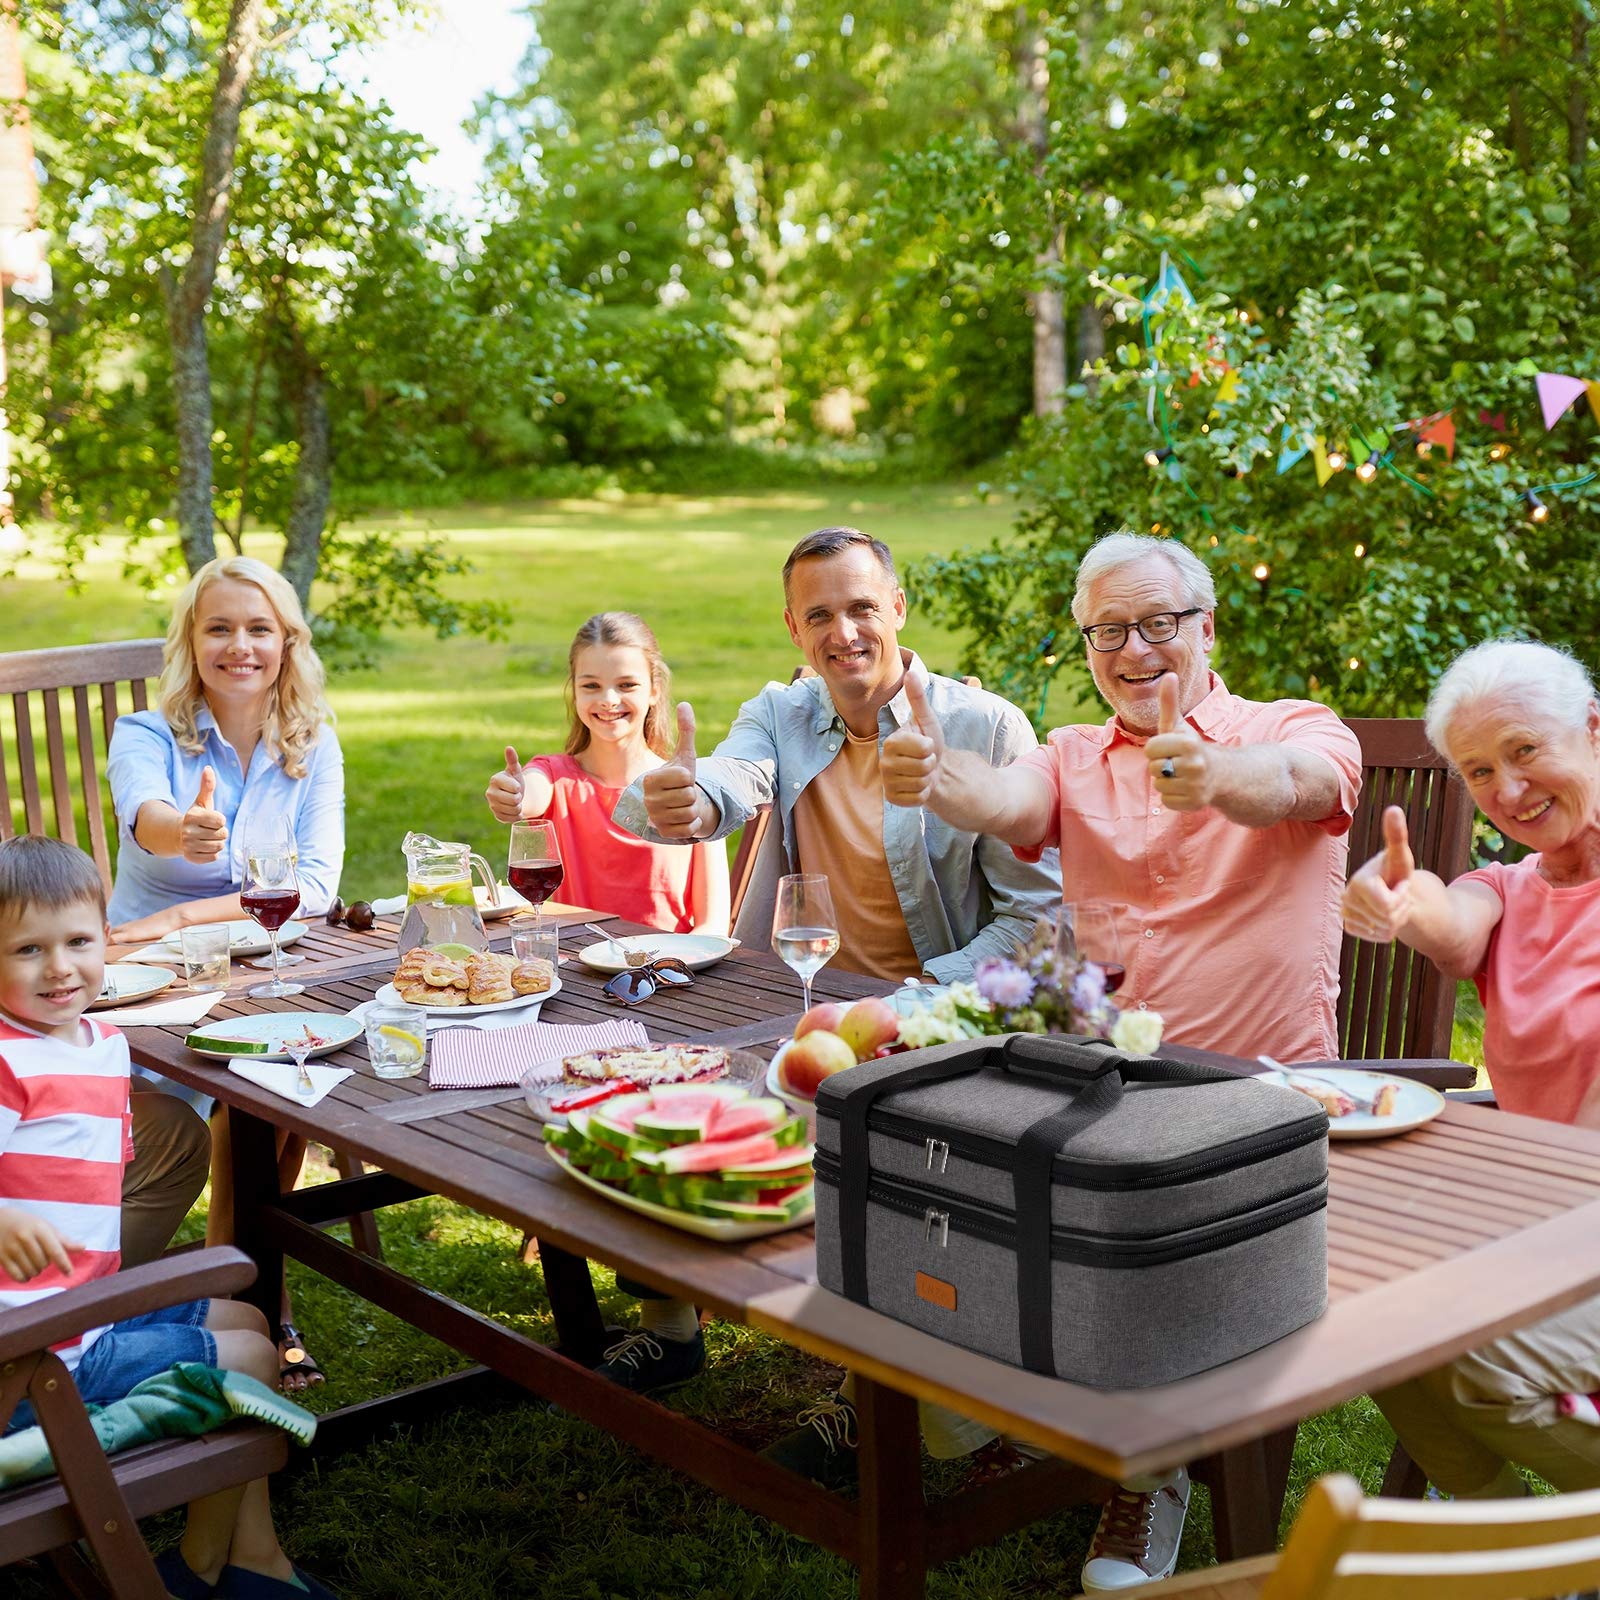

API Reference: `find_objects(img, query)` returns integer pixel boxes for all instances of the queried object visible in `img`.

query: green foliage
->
[908,0,1600,718]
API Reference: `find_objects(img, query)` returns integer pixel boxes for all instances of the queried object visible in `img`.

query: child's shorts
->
[4,1298,214,1434]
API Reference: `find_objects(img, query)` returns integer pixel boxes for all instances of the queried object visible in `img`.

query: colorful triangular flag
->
[1143,253,1194,312]
[1479,409,1507,431]
[1312,436,1334,487]
[1213,370,1241,406]
[1588,381,1600,426]
[1417,411,1456,459]
[1277,427,1311,475]
[1536,372,1589,429]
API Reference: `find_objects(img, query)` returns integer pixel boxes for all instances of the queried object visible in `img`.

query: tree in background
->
[907,0,1599,719]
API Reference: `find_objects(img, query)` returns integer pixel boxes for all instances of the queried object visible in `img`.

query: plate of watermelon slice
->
[541,1081,815,1241]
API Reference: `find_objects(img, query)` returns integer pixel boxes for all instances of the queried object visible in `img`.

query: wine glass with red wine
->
[507,820,564,939]
[1062,901,1126,997]
[241,820,304,999]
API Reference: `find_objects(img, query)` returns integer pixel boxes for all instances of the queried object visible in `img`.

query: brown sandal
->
[276,1322,325,1393]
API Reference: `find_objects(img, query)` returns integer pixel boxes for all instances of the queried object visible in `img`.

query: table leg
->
[536,1239,607,1366]
[855,1373,926,1600]
[1201,1425,1295,1560]
[228,1107,284,1326]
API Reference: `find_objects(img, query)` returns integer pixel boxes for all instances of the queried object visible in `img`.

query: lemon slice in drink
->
[376,1026,424,1069]
[430,942,478,961]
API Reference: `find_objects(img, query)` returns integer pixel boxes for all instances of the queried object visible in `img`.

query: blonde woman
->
[106,556,345,1393]
[107,556,344,942]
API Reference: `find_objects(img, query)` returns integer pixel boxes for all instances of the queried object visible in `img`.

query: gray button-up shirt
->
[613,651,1061,983]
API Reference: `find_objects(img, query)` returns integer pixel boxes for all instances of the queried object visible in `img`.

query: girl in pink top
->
[485,611,729,935]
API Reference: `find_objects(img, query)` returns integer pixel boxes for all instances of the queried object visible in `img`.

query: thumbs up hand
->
[642,702,712,838]
[1342,806,1415,943]
[882,674,946,809]
[179,765,228,863]
[486,746,527,824]
[1145,676,1213,810]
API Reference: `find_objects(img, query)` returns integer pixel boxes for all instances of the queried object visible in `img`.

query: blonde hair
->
[564,613,673,760]
[158,557,331,780]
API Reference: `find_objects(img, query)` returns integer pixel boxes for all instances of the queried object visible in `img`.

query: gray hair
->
[1070,532,1218,624]
[1425,639,1598,757]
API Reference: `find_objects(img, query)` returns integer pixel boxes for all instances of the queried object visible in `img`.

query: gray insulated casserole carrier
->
[813,1033,1329,1388]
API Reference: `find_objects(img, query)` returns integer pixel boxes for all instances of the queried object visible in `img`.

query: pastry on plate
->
[466,952,516,1006]
[562,1043,728,1088]
[511,956,554,996]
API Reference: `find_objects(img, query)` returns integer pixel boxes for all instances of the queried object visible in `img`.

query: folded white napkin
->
[97,991,224,1028]
[125,943,177,963]
[227,1059,352,1108]
[369,895,408,916]
[429,1018,650,1090]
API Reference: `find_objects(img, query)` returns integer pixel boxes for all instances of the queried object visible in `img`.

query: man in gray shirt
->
[615,525,1059,980]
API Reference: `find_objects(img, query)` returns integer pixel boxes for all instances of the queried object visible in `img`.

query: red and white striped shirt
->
[0,1012,132,1369]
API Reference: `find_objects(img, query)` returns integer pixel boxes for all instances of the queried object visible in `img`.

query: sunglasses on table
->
[602,956,696,1005]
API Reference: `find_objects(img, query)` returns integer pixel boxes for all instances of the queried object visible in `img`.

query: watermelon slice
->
[717,1145,817,1180]
[703,1097,792,1142]
[629,1093,731,1147]
[634,1132,783,1175]
[687,1185,816,1223]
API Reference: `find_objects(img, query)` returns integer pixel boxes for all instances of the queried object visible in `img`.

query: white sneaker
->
[1080,1466,1191,1592]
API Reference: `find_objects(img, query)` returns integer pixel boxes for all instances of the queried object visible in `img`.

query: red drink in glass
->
[241,887,300,930]
[1098,962,1127,995]
[508,860,564,906]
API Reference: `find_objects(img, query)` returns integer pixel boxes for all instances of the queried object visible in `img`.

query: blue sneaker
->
[593,1328,706,1395]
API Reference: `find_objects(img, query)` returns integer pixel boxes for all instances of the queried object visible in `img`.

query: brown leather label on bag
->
[916,1271,957,1311]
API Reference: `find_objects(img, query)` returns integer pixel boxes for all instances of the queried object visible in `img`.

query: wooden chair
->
[1336,719,1475,1063]
[0,639,384,1261]
[1138,1471,1600,1599]
[0,1247,290,1600]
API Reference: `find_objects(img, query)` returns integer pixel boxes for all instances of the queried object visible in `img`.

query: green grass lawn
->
[3,482,1478,1597]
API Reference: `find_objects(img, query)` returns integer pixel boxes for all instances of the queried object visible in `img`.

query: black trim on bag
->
[815,1102,1327,1191]
[814,1151,1328,1268]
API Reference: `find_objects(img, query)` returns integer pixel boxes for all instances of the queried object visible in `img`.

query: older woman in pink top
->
[1344,637,1600,1495]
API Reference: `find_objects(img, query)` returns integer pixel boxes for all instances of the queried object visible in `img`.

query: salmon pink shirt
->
[526,754,716,934]
[1461,859,1600,1125]
[1013,673,1362,1063]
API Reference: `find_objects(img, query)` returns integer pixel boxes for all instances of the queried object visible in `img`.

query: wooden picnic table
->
[114,916,1600,1599]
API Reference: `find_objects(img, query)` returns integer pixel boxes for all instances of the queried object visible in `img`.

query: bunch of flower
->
[896,921,1165,1056]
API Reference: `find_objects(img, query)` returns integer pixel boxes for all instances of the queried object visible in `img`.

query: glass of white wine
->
[771,873,841,1015]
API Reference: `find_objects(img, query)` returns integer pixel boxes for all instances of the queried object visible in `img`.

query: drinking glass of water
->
[771,873,840,1014]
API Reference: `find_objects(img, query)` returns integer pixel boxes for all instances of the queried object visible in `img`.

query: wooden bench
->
[0,1247,290,1599]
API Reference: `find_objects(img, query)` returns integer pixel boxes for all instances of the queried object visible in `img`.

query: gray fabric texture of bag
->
[813,1032,1329,1388]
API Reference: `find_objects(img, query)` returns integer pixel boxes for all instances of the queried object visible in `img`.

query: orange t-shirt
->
[527,754,713,934]
[789,730,923,982]
[1013,675,1362,1062]
[1461,859,1600,1125]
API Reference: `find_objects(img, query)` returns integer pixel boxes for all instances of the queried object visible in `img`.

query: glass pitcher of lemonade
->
[398,832,498,955]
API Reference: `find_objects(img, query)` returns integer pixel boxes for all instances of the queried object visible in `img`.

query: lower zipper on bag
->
[815,1098,1325,1191]
[814,1150,1327,1268]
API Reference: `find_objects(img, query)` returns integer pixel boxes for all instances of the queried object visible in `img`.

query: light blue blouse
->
[106,707,346,925]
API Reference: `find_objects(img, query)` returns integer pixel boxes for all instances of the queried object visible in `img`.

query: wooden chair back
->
[0,639,165,895]
[0,1248,290,1598]
[1144,1473,1600,1599]
[1338,719,1474,1060]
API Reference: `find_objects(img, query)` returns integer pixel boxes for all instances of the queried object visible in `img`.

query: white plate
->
[92,964,179,1009]
[475,886,531,922]
[372,975,562,1017]
[1265,1067,1446,1140]
[162,919,308,959]
[547,1146,814,1241]
[577,932,739,974]
[185,1011,362,1062]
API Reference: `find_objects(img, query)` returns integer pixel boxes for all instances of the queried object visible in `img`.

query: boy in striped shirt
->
[0,836,334,1600]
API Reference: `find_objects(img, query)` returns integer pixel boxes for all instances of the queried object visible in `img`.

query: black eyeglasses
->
[602,957,696,1005]
[1080,608,1203,653]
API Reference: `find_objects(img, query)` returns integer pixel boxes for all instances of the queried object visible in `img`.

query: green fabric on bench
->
[0,1362,315,1488]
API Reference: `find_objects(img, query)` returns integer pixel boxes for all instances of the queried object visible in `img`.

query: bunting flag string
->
[1535,372,1599,430]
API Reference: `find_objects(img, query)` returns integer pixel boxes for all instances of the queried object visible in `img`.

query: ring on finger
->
[1160,758,1176,780]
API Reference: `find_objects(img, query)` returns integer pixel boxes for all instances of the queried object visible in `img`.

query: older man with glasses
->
[881,528,1362,1592]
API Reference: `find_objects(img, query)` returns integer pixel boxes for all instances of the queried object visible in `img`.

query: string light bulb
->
[1144,446,1173,469]
[1525,490,1549,523]
[1356,450,1382,483]
[1415,439,1432,458]
[1353,543,1365,558]
[1488,442,1510,462]
[1043,654,1058,666]
[1348,657,1361,671]
[1326,449,1346,473]
[1252,563,1271,581]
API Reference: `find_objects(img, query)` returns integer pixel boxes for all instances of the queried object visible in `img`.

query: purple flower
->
[1070,963,1107,1013]
[976,959,1036,1010]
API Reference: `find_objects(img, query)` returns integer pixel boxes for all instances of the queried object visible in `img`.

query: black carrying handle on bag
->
[831,1032,1245,1378]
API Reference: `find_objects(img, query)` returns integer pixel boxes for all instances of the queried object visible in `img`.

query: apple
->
[780,1029,858,1099]
[837,996,900,1062]
[794,1000,848,1040]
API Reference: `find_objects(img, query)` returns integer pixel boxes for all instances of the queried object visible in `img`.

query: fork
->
[284,1036,316,1096]
[584,922,656,965]
[1257,1055,1386,1112]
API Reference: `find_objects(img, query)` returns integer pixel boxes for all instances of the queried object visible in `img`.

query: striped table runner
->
[428,1018,650,1089]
